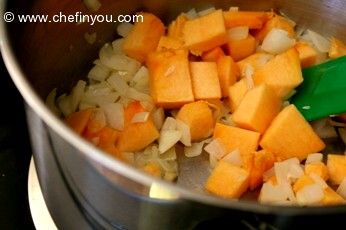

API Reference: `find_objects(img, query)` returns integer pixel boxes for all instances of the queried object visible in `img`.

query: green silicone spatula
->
[290,55,346,121]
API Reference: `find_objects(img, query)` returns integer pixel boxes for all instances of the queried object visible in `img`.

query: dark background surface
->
[0,57,35,229]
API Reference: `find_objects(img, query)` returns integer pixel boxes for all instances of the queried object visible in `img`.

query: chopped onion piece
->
[281,181,296,202]
[307,30,330,53]
[70,80,86,112]
[336,178,346,199]
[229,6,239,11]
[305,153,323,164]
[287,164,304,182]
[160,147,177,161]
[79,102,95,111]
[152,108,165,130]
[45,88,61,116]
[117,22,133,37]
[184,141,205,158]
[162,117,178,131]
[82,92,120,107]
[126,88,153,104]
[198,7,216,17]
[310,173,328,189]
[209,153,218,168]
[100,102,124,131]
[83,0,101,12]
[88,63,111,82]
[204,139,226,160]
[100,45,140,74]
[159,130,182,153]
[222,149,243,167]
[131,66,149,93]
[227,26,249,41]
[259,182,289,204]
[296,184,324,205]
[91,109,106,128]
[131,112,150,123]
[176,119,191,146]
[185,8,198,20]
[111,38,125,54]
[262,29,296,54]
[274,157,300,184]
[107,73,129,95]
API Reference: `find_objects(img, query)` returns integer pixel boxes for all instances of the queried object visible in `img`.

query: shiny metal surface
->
[2,0,346,229]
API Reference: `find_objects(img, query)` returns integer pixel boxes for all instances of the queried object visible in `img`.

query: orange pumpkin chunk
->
[123,13,165,63]
[232,84,282,134]
[202,47,225,62]
[327,154,346,185]
[329,37,346,59]
[190,62,222,100]
[253,48,303,98]
[226,35,256,61]
[223,11,273,29]
[177,101,214,141]
[147,49,194,108]
[213,123,260,170]
[65,109,94,135]
[253,15,295,42]
[205,161,250,198]
[217,55,239,97]
[305,162,329,181]
[294,42,318,68]
[260,104,325,161]
[228,78,248,112]
[183,10,228,54]
[249,150,276,190]
[157,36,184,51]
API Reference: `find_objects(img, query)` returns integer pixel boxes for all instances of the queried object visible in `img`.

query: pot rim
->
[1,1,345,215]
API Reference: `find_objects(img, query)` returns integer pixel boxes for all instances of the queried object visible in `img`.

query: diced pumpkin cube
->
[147,49,194,108]
[329,37,346,59]
[157,36,184,51]
[202,47,225,62]
[83,111,106,140]
[294,42,318,68]
[226,35,256,61]
[260,105,325,161]
[321,187,345,205]
[253,15,295,42]
[327,154,346,185]
[213,123,260,170]
[253,48,303,98]
[237,53,274,76]
[190,62,222,100]
[305,162,329,181]
[117,119,159,152]
[123,13,165,63]
[293,175,314,193]
[249,150,276,190]
[233,84,282,134]
[217,55,240,97]
[183,10,228,54]
[223,11,273,29]
[117,102,159,152]
[205,161,250,198]
[97,126,120,149]
[228,79,248,112]
[177,101,214,141]
[168,14,188,40]
[65,109,94,135]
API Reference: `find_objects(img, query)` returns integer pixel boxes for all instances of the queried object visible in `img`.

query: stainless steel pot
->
[1,0,346,229]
